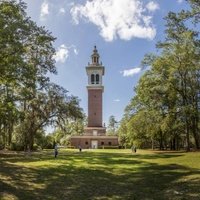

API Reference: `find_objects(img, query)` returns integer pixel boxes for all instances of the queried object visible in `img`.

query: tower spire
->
[91,45,100,65]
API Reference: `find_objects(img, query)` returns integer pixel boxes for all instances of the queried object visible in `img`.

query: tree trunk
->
[185,120,190,151]
[151,138,154,150]
[191,116,200,149]
[159,131,164,150]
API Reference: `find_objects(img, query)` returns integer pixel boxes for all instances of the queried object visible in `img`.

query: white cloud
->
[120,67,141,77]
[177,0,183,3]
[40,1,49,20]
[53,44,78,63]
[70,0,158,41]
[59,8,66,14]
[114,99,120,102]
[146,1,159,12]
[53,44,69,63]
[69,45,79,55]
[73,48,78,55]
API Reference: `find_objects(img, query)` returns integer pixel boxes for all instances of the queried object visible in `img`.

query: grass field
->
[0,149,200,200]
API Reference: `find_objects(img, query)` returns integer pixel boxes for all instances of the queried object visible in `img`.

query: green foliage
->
[107,115,118,136]
[119,1,200,151]
[117,117,129,147]
[0,0,84,151]
[52,114,86,145]
[9,142,24,151]
[100,146,119,149]
[42,135,54,149]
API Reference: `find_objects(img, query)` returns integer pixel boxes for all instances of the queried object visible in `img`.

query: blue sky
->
[24,0,188,127]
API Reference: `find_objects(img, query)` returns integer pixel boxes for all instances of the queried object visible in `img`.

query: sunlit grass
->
[0,149,200,200]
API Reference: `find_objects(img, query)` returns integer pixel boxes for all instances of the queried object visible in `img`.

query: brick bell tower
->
[70,46,118,149]
[84,46,106,136]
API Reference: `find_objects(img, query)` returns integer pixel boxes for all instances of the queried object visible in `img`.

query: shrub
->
[10,142,24,151]
[32,144,40,151]
[67,146,75,149]
[100,146,119,149]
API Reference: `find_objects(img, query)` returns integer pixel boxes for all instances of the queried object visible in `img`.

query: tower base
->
[70,135,119,149]
[70,126,118,149]
[84,126,106,136]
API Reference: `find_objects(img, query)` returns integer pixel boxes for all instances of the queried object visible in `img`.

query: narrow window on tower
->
[96,74,99,84]
[91,74,95,84]
[94,57,96,63]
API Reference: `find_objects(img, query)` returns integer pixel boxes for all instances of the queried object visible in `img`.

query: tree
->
[119,1,200,151]
[0,1,84,151]
[118,117,129,148]
[51,110,86,145]
[0,0,28,149]
[18,84,83,151]
[107,115,118,136]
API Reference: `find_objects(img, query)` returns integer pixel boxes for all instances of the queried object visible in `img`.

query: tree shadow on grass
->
[0,150,185,166]
[0,151,200,200]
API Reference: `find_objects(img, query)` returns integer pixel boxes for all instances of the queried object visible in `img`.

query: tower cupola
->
[91,45,100,65]
[86,46,104,87]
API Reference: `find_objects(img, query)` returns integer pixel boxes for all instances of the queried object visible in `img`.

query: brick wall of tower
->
[88,89,102,127]
[70,137,119,149]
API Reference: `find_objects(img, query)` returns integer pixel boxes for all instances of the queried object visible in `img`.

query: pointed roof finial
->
[93,45,98,53]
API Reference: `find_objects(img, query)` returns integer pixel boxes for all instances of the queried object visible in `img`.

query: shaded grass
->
[0,149,200,200]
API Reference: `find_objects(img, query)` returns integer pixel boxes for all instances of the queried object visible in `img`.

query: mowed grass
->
[0,149,200,200]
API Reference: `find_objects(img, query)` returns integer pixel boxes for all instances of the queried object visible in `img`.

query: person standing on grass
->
[54,144,58,158]
[134,146,137,153]
[79,145,82,152]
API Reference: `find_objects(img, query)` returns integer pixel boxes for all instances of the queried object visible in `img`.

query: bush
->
[100,146,119,149]
[42,135,54,149]
[43,143,53,149]
[0,144,4,150]
[67,146,75,149]
[32,144,41,151]
[10,142,24,151]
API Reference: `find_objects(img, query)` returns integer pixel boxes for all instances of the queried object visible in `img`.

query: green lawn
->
[0,149,200,200]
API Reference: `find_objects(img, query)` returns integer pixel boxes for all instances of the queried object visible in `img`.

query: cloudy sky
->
[24,0,188,127]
